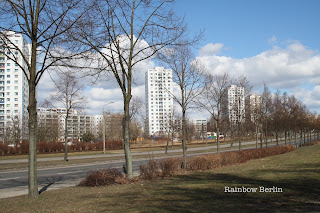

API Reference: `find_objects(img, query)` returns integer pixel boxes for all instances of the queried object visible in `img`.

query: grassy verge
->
[0,144,319,212]
[0,139,310,172]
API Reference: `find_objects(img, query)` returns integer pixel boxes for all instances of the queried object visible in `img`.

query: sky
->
[38,0,320,117]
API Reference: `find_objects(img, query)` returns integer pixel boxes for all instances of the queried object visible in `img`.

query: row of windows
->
[150,109,171,112]
[5,104,19,107]
[5,74,19,78]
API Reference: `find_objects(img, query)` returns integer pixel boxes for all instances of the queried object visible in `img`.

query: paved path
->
[0,136,317,199]
[0,140,259,164]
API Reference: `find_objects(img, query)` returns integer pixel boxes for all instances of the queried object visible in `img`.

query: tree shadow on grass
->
[39,177,61,194]
[86,172,320,213]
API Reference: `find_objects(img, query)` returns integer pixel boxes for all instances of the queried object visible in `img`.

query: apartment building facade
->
[145,67,173,136]
[0,31,30,141]
[228,85,245,125]
[250,93,262,123]
[37,108,102,141]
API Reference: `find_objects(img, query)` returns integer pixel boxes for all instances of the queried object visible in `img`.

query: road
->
[0,136,317,199]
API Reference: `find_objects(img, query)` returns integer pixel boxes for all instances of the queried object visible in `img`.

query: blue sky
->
[174,0,320,58]
[39,0,320,115]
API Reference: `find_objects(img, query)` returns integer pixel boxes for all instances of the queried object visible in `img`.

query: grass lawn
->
[0,144,319,212]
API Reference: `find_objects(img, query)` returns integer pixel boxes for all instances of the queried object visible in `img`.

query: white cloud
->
[198,41,320,89]
[198,43,224,56]
[197,40,320,113]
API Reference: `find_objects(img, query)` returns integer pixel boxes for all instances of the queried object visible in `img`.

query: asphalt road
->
[0,135,317,199]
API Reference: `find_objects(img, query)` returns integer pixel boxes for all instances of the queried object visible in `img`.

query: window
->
[6,86,10,89]
[7,75,10,78]
[6,98,10,101]
[6,63,10,66]
[14,110,18,113]
[14,86,18,90]
[14,104,18,107]
[15,75,18,78]
[14,98,18,101]
[6,69,10,72]
[6,81,10,84]
[15,69,18,72]
[6,92,9,95]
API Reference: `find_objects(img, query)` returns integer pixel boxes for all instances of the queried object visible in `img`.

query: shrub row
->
[78,169,126,187]
[140,145,296,180]
[301,140,320,147]
[0,140,123,155]
[187,145,295,171]
[77,145,296,187]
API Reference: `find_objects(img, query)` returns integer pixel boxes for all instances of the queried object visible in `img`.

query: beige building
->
[37,108,102,141]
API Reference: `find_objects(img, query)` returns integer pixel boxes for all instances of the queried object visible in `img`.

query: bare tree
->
[234,75,252,150]
[0,0,90,198]
[159,45,204,168]
[163,106,178,154]
[261,83,272,148]
[49,71,86,161]
[196,73,231,153]
[70,0,196,177]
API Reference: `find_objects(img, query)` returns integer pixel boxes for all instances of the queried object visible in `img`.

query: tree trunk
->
[182,109,187,169]
[216,125,220,154]
[230,125,234,147]
[255,125,258,149]
[285,130,287,145]
[260,124,263,148]
[171,130,174,147]
[123,97,133,178]
[238,122,241,151]
[294,130,297,148]
[28,40,38,199]
[165,131,169,154]
[64,113,68,161]
[288,129,291,145]
[265,121,268,148]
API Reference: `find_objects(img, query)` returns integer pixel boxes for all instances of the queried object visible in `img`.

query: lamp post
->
[102,102,114,154]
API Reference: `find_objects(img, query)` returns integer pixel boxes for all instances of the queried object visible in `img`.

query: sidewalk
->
[0,141,257,165]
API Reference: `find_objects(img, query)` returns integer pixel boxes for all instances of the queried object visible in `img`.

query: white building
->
[228,85,245,125]
[191,119,207,138]
[37,108,103,141]
[0,31,30,140]
[250,93,261,123]
[145,67,173,136]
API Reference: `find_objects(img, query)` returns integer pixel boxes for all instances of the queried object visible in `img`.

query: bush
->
[20,142,29,154]
[159,158,182,177]
[187,155,222,171]
[139,159,161,180]
[187,145,295,171]
[78,168,124,187]
[302,140,320,147]
[106,140,123,149]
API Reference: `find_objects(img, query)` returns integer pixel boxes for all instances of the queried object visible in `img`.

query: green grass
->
[0,139,304,171]
[0,144,319,212]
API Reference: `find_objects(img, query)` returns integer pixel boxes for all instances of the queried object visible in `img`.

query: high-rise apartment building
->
[250,94,261,123]
[37,107,103,141]
[145,67,173,136]
[228,85,245,125]
[0,31,30,140]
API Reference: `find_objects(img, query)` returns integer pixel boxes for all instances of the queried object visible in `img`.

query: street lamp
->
[102,102,114,154]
